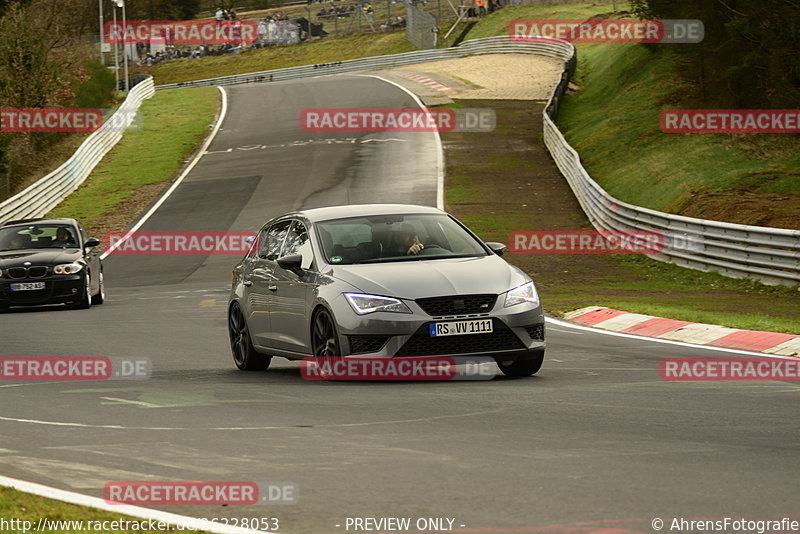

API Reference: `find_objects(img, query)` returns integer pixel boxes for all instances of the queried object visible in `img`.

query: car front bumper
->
[328,294,545,361]
[0,274,86,307]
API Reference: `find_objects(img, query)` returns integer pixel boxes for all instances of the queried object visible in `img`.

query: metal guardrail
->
[155,36,571,89]
[157,35,800,285]
[0,77,156,225]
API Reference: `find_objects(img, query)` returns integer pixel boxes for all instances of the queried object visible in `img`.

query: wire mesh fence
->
[236,0,455,41]
[405,2,438,49]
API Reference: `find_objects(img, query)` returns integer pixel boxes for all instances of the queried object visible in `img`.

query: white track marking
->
[0,475,265,534]
[100,397,161,408]
[353,74,445,210]
[0,381,74,389]
[0,408,503,431]
[101,86,229,260]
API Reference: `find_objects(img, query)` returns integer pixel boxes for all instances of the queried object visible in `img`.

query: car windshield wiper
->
[414,254,482,261]
[358,254,480,264]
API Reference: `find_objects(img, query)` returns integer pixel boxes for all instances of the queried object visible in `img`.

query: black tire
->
[228,302,271,371]
[310,308,342,380]
[311,308,340,357]
[71,275,92,309]
[497,351,544,377]
[91,271,105,305]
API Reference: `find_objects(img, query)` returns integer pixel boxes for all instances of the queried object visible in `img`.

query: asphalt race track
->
[1,75,798,533]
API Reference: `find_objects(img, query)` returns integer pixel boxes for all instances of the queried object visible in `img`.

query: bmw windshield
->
[315,214,488,264]
[0,225,81,251]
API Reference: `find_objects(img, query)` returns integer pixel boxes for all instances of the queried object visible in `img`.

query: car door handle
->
[268,284,278,292]
[243,280,253,287]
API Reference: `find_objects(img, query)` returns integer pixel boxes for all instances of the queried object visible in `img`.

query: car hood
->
[330,255,530,300]
[0,249,80,267]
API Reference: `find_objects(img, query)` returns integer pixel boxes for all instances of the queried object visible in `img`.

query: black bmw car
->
[0,217,105,310]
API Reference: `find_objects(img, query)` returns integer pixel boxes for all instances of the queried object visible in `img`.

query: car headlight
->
[345,293,412,315]
[504,281,539,308]
[53,262,84,275]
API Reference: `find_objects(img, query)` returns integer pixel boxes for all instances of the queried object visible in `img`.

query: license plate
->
[10,282,45,291]
[429,319,493,337]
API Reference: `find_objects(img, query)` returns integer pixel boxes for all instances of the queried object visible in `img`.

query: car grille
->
[395,319,525,357]
[524,324,545,341]
[5,266,49,279]
[6,267,26,279]
[27,266,48,278]
[415,294,497,317]
[348,335,391,355]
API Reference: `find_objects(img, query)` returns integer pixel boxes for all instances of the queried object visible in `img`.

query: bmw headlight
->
[504,281,539,308]
[53,262,84,275]
[345,293,412,315]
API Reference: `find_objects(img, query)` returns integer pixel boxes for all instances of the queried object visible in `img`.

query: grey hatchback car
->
[228,204,545,377]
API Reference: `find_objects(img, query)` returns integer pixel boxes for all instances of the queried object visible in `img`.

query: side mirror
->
[277,253,304,275]
[485,242,507,256]
[84,238,101,249]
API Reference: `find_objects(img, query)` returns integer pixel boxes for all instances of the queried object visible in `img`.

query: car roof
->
[290,204,445,223]
[1,217,79,228]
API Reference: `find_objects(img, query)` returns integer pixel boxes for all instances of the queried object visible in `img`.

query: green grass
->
[557,42,800,214]
[0,487,206,533]
[463,1,621,41]
[446,184,475,203]
[542,255,800,333]
[145,32,414,86]
[48,87,219,227]
[460,213,526,234]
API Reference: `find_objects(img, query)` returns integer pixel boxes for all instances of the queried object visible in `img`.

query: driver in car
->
[53,227,77,247]
[4,235,26,250]
[390,224,424,256]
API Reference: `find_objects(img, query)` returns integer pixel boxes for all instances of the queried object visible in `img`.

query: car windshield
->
[0,224,80,251]
[315,213,488,265]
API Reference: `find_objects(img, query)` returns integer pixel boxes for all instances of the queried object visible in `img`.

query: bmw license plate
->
[10,282,45,291]
[430,319,493,337]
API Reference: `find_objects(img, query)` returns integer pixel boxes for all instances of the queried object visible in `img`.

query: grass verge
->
[47,87,219,235]
[442,99,800,334]
[557,41,800,229]
[462,1,799,228]
[0,486,206,533]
